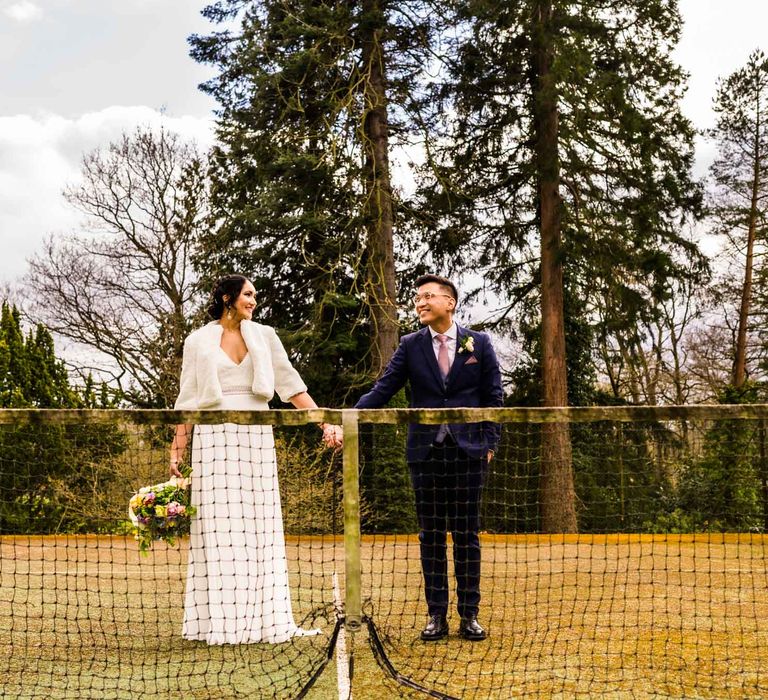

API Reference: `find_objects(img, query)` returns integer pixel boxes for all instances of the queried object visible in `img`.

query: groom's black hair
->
[414,274,459,304]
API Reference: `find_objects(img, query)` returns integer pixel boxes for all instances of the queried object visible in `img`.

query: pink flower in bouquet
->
[143,492,156,504]
[166,502,181,517]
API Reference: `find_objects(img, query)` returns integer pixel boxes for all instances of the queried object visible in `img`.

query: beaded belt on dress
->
[221,385,253,395]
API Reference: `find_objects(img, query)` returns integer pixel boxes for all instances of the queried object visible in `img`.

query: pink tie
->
[436,334,450,380]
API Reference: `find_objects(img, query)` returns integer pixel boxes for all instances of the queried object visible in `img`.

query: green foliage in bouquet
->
[128,469,196,554]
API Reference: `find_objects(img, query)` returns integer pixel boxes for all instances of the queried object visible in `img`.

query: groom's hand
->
[487,450,494,463]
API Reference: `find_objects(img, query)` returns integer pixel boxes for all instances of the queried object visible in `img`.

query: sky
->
[1,0,768,285]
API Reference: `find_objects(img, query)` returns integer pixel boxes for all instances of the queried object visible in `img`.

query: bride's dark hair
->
[207,274,250,319]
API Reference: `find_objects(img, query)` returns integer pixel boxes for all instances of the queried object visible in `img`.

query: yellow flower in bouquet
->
[128,475,196,554]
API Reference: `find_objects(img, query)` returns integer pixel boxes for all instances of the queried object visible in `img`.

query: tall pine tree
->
[417,0,704,532]
[707,49,768,389]
[190,1,442,532]
[189,0,437,402]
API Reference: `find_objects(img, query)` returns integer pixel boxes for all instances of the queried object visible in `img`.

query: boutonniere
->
[458,335,475,354]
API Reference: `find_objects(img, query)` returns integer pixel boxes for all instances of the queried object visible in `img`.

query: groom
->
[356,274,502,641]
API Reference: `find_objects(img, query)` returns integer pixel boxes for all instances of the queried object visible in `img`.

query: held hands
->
[321,423,343,449]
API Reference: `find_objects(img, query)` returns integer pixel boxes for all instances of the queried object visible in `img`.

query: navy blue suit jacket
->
[355,325,503,463]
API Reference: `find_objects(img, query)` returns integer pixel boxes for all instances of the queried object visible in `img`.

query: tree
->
[359,0,399,375]
[532,0,577,533]
[0,303,30,407]
[26,127,208,407]
[0,302,125,534]
[674,384,764,532]
[417,0,704,531]
[707,49,768,389]
[189,1,441,531]
[189,0,437,403]
[595,267,710,406]
[684,321,735,400]
[489,273,596,533]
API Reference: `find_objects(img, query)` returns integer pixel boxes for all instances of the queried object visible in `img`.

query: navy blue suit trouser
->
[409,439,487,618]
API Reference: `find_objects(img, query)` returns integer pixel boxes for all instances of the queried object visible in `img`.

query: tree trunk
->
[668,320,690,444]
[532,0,577,533]
[732,134,761,388]
[360,0,398,375]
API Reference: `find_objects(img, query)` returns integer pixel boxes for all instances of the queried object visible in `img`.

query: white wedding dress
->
[182,349,319,644]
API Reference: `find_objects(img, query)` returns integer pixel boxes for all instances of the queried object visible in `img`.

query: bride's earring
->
[226,306,234,320]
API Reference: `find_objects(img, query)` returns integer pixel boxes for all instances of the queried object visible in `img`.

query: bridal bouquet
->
[128,476,196,554]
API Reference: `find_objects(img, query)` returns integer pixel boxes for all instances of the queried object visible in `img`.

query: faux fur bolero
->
[174,321,308,410]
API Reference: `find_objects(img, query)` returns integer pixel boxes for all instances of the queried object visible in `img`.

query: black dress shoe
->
[459,615,487,640]
[420,614,449,641]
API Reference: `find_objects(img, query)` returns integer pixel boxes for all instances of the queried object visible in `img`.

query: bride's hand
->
[321,423,343,449]
[169,460,183,478]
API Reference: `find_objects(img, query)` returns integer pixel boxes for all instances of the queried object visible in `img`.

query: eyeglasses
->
[413,292,454,304]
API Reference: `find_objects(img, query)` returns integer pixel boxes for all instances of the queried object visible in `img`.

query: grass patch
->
[3,534,768,698]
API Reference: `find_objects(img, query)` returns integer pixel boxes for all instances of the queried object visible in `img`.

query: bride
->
[169,274,342,645]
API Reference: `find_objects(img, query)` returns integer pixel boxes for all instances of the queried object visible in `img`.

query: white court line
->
[333,572,352,700]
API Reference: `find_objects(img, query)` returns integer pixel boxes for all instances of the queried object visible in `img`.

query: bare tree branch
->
[25,127,209,407]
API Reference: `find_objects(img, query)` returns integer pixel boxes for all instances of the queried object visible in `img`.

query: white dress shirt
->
[429,322,457,368]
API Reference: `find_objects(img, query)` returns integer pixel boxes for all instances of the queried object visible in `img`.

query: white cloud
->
[3,1,43,22]
[0,106,215,284]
